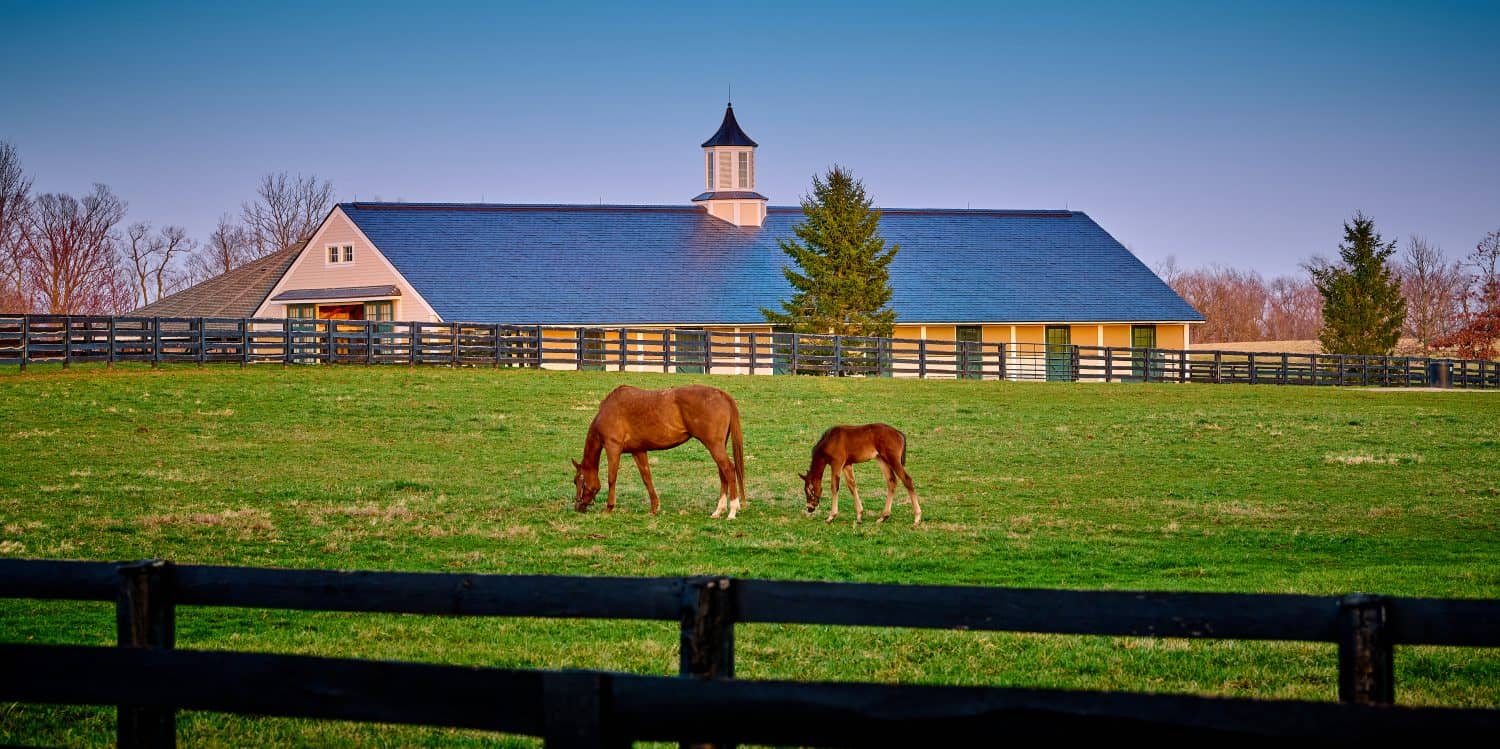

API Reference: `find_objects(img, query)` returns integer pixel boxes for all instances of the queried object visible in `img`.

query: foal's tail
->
[729,400,748,505]
[900,430,909,466]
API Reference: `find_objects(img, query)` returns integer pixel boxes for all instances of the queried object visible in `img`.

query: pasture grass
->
[1,363,1498,746]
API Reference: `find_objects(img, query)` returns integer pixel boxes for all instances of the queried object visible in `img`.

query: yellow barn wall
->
[1157,324,1186,349]
[1013,325,1045,344]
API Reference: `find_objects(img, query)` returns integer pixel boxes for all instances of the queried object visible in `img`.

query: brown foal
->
[572,384,747,519]
[800,423,920,525]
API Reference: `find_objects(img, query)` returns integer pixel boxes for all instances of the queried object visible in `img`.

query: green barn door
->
[1131,325,1156,381]
[1045,326,1072,382]
[956,325,983,379]
[675,330,706,374]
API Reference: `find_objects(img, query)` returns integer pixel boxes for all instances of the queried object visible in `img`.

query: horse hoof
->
[710,512,722,519]
[825,515,837,524]
[877,514,889,524]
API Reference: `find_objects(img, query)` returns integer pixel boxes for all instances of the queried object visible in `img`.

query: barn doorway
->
[317,304,365,321]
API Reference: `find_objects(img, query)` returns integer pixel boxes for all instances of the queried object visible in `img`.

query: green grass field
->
[2,364,1498,746]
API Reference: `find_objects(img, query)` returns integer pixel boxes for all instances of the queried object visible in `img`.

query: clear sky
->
[2,0,1497,276]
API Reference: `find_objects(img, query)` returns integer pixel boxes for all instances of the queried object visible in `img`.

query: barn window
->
[707,152,714,188]
[738,152,749,188]
[718,152,732,189]
[327,245,354,264]
[343,245,354,263]
[327,246,338,263]
[287,304,315,319]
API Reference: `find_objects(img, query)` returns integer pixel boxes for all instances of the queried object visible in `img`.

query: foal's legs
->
[826,460,844,523]
[605,446,622,513]
[843,465,864,523]
[891,461,921,525]
[704,438,740,519]
[632,452,661,515]
[876,459,897,523]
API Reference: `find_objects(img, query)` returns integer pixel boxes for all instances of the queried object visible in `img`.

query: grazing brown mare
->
[572,384,747,518]
[800,423,920,525]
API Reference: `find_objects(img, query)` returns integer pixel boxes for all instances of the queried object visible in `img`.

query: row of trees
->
[1158,216,1500,358]
[0,140,334,314]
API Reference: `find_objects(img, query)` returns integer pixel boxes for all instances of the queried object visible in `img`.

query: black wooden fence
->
[2,558,1498,746]
[2,314,1498,388]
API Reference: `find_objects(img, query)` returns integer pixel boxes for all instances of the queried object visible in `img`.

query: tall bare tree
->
[187,214,255,282]
[1167,266,1269,343]
[1264,275,1323,340]
[0,140,31,312]
[241,172,333,257]
[23,184,129,314]
[1465,230,1500,316]
[125,222,195,307]
[1399,236,1465,352]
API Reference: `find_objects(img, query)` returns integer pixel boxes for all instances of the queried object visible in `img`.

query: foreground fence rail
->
[2,558,1498,746]
[2,314,1496,387]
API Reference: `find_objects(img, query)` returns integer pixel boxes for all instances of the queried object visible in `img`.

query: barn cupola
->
[692,102,768,227]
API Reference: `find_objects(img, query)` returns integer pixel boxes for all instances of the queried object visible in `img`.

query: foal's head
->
[571,459,600,512]
[798,471,821,515]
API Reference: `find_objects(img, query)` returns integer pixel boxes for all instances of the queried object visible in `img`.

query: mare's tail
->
[729,400,747,505]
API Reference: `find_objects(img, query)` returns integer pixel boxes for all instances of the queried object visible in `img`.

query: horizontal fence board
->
[1,644,547,735]
[4,644,1497,744]
[171,565,685,619]
[3,559,1497,645]
[608,671,1500,745]
[735,580,1343,641]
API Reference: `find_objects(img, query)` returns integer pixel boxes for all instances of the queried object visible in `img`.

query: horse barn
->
[132,104,1204,379]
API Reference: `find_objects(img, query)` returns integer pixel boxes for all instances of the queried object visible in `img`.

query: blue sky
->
[2,0,1497,275]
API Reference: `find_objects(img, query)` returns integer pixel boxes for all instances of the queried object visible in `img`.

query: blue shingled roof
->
[340,203,1204,325]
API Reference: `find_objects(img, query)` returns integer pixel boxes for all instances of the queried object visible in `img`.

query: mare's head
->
[572,459,601,512]
[799,471,821,515]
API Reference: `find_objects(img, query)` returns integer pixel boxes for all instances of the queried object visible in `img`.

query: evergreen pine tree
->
[1311,212,1407,355]
[762,166,899,336]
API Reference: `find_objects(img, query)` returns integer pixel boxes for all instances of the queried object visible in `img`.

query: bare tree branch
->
[23,184,130,314]
[240,172,333,257]
[1400,236,1465,353]
[0,140,32,311]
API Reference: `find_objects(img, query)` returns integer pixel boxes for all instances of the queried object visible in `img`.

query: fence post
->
[1104,347,1113,382]
[790,335,800,375]
[365,320,374,365]
[107,316,116,368]
[680,576,735,749]
[240,319,249,368]
[152,317,161,368]
[543,671,623,749]
[1338,594,1393,706]
[18,315,28,372]
[282,318,292,366]
[1070,346,1080,383]
[748,332,758,375]
[1212,351,1221,384]
[451,322,461,367]
[323,320,334,366]
[117,559,176,749]
[1337,355,1346,386]
[410,323,420,367]
[494,324,504,369]
[833,336,843,377]
[703,333,713,375]
[616,329,627,372]
[62,315,72,369]
[917,339,926,379]
[196,318,206,367]
[575,328,585,371]
[996,342,1006,381]
[1247,352,1257,385]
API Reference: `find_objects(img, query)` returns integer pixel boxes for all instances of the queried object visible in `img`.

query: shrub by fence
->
[1,314,1497,388]
[2,558,1498,746]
